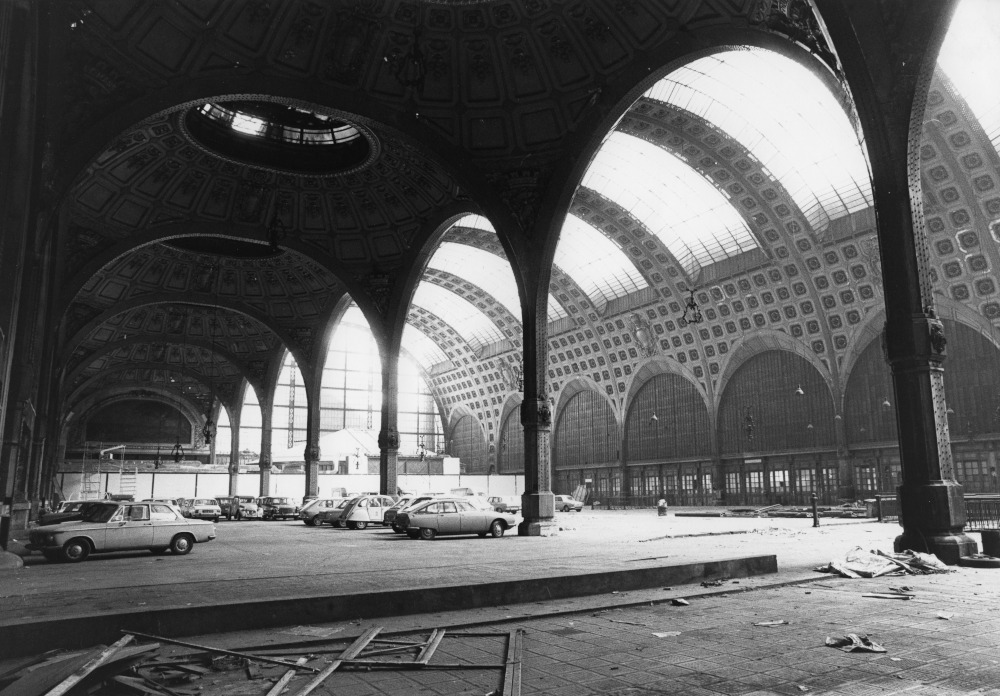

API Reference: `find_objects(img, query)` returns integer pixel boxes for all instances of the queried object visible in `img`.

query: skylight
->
[401,324,450,369]
[644,48,872,234]
[938,0,1000,157]
[427,242,521,319]
[582,132,758,276]
[410,282,507,352]
[554,214,648,311]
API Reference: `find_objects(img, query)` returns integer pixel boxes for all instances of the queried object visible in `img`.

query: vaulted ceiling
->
[36,0,1000,443]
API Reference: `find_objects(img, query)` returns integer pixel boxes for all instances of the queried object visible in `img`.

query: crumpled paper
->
[825,634,886,653]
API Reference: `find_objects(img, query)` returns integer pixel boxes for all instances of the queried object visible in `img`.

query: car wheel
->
[419,528,436,540]
[336,520,347,528]
[355,520,368,530]
[489,520,505,538]
[169,533,195,555]
[304,517,317,526]
[42,550,61,562]
[62,538,90,563]
[561,505,570,512]
[406,530,420,539]
[392,524,405,534]
[150,547,169,555]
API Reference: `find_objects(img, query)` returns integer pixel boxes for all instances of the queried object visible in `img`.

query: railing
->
[592,492,720,509]
[966,495,1000,530]
[875,493,1000,529]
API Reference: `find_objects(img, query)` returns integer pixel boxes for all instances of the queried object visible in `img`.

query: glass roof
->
[644,48,872,234]
[582,132,759,276]
[554,214,649,311]
[938,0,1000,157]
[410,282,507,351]
[451,214,496,232]
[428,242,521,318]
[401,323,450,369]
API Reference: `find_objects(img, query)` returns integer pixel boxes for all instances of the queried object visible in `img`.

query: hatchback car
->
[299,497,346,526]
[181,498,222,521]
[258,496,299,520]
[27,501,215,562]
[317,498,354,526]
[554,495,584,512]
[334,494,396,529]
[396,498,517,540]
[384,494,437,532]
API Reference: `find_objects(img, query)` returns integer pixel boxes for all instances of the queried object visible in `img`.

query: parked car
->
[317,498,354,526]
[141,498,179,506]
[258,496,299,521]
[554,494,584,512]
[299,498,346,526]
[487,495,521,514]
[26,501,216,562]
[38,500,103,526]
[396,498,518,540]
[333,494,396,529]
[384,494,438,532]
[215,495,262,520]
[180,498,222,521]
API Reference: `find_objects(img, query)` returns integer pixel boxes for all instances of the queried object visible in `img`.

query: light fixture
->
[649,413,659,425]
[419,439,426,461]
[881,396,891,409]
[171,442,184,463]
[795,384,804,396]
[806,423,814,430]
[743,407,755,442]
[681,288,703,325]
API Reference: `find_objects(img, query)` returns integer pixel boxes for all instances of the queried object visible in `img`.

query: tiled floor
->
[140,564,1000,695]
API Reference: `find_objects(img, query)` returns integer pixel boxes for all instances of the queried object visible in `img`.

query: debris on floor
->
[651,631,681,638]
[815,546,954,578]
[825,634,887,653]
[0,627,524,696]
[753,619,789,626]
[671,598,690,606]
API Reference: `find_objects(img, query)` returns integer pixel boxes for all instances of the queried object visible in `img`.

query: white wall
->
[56,471,525,503]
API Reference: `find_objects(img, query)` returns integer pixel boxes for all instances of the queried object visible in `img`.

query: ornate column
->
[303,390,321,500]
[818,0,973,562]
[378,355,399,496]
[228,411,241,496]
[258,398,273,497]
[518,311,555,536]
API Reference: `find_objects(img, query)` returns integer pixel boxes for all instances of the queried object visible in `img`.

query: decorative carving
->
[486,169,545,235]
[362,272,393,315]
[379,427,400,450]
[929,322,947,355]
[324,8,382,83]
[629,313,656,357]
[305,444,321,462]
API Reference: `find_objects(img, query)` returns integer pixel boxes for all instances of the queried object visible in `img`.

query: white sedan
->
[396,498,518,540]
[27,501,215,562]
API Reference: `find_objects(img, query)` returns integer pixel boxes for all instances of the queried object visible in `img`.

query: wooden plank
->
[288,627,381,696]
[415,630,445,665]
[353,644,422,658]
[501,630,523,696]
[264,657,308,696]
[123,631,319,673]
[43,634,135,696]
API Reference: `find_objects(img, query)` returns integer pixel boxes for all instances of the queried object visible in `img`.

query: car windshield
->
[193,499,216,505]
[334,499,351,509]
[466,497,493,510]
[80,504,121,523]
[269,498,293,504]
